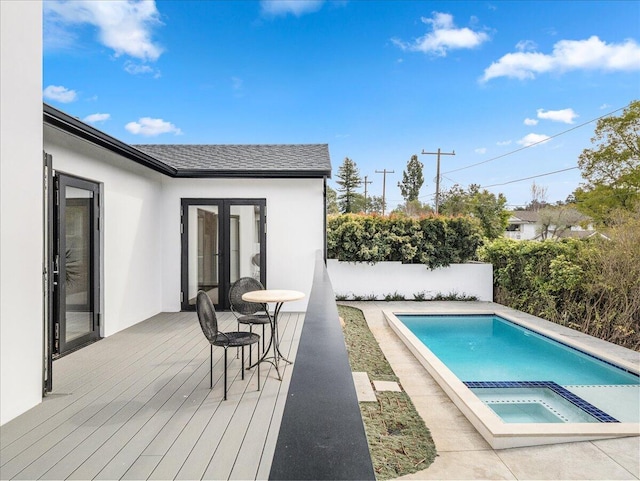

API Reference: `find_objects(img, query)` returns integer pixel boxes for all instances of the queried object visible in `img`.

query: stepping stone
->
[373,380,402,392]
[352,372,377,402]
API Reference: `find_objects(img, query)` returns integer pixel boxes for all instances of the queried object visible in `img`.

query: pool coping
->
[383,307,640,450]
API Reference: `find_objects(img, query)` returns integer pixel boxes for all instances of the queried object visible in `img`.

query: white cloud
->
[43,85,77,103]
[475,147,487,154]
[44,0,163,61]
[482,36,640,82]
[516,40,537,52]
[517,133,551,147]
[125,117,182,136]
[537,108,578,124]
[260,0,324,17]
[600,103,611,110]
[392,12,489,56]
[497,140,512,146]
[83,113,110,123]
[524,118,539,126]
[231,77,243,91]
[124,60,161,77]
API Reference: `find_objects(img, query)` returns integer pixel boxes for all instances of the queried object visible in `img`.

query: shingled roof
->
[509,210,541,223]
[44,103,331,179]
[134,144,331,178]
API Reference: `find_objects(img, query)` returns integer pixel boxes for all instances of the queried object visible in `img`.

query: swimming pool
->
[385,307,640,449]
[399,314,638,386]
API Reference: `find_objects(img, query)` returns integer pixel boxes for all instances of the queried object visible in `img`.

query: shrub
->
[383,291,405,301]
[413,291,427,301]
[478,228,640,351]
[430,292,479,301]
[327,213,482,268]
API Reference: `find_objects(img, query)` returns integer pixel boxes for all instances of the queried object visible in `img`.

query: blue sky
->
[43,0,640,208]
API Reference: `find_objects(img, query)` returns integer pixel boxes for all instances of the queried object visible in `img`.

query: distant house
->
[505,210,541,240]
[1,1,331,425]
[505,209,601,241]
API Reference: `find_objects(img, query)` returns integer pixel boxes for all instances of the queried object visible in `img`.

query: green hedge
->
[478,236,640,350]
[326,214,483,269]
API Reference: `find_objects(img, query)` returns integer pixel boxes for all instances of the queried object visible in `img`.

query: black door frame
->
[52,172,101,357]
[44,152,54,393]
[180,198,266,311]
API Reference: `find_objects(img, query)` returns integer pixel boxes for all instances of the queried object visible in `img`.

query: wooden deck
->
[0,310,304,480]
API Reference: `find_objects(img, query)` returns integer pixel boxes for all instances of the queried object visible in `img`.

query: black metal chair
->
[196,290,260,400]
[229,277,271,363]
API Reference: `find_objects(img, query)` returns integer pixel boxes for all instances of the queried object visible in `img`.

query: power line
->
[481,166,579,189]
[442,105,627,175]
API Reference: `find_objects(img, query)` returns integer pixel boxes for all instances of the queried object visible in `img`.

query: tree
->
[537,206,588,240]
[574,100,640,224]
[437,184,467,216]
[351,193,367,213]
[366,195,385,215]
[326,185,339,215]
[392,199,433,217]
[526,181,549,211]
[439,184,509,239]
[335,157,362,213]
[398,154,424,202]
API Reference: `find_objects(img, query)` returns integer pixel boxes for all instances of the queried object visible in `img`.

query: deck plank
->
[0,312,200,449]
[121,455,163,480]
[7,331,209,480]
[232,312,304,481]
[2,322,211,479]
[0,310,303,481]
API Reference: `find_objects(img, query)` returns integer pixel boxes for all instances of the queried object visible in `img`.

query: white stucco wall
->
[161,178,325,312]
[327,260,494,302]
[0,0,324,426]
[0,0,43,425]
[44,126,166,336]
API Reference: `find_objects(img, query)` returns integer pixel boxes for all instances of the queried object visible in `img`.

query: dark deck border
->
[269,252,375,480]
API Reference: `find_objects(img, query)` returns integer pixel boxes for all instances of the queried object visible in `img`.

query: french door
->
[180,199,266,311]
[52,173,101,357]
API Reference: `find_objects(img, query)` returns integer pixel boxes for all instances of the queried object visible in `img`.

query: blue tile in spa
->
[463,380,620,423]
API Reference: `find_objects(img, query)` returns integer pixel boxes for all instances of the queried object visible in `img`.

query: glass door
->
[181,199,266,310]
[53,173,101,356]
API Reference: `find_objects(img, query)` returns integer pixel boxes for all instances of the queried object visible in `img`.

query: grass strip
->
[338,304,437,480]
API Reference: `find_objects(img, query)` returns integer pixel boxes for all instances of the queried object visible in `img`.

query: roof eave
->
[43,103,178,177]
[175,169,331,179]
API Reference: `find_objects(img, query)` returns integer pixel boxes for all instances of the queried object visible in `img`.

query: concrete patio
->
[348,301,640,480]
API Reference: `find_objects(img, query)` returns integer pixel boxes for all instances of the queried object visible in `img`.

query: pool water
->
[397,315,638,386]
[397,314,640,423]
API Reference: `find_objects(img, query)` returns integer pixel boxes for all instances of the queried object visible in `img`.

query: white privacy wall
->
[0,0,43,425]
[160,178,325,312]
[44,126,166,337]
[327,260,494,301]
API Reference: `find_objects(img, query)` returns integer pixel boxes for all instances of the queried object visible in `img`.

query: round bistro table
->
[242,289,305,380]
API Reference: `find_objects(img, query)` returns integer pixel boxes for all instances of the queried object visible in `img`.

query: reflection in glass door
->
[54,174,100,356]
[181,199,265,310]
[188,204,220,305]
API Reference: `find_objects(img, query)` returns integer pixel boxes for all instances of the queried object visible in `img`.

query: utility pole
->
[375,169,394,216]
[363,175,373,212]
[421,148,455,214]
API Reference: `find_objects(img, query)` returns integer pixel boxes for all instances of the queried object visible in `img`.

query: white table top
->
[242,289,305,303]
